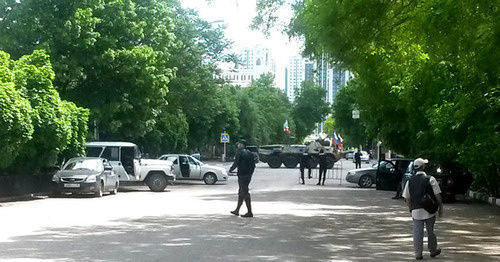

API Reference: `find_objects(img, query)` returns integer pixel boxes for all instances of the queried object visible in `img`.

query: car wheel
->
[110,182,118,195]
[95,182,104,197]
[282,156,298,168]
[358,175,373,188]
[203,173,217,185]
[147,173,168,192]
[268,156,282,168]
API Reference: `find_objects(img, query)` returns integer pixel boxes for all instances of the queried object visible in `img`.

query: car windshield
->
[63,159,103,172]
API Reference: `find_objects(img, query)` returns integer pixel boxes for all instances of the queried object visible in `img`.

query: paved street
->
[0,160,499,262]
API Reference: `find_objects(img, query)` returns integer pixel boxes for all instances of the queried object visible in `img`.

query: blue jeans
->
[412,216,438,256]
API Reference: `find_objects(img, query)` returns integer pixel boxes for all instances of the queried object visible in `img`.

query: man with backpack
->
[403,158,443,260]
[229,139,256,218]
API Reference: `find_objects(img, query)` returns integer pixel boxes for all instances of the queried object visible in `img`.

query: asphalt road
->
[0,160,499,262]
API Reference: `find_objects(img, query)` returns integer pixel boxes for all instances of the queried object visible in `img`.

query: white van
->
[86,142,175,192]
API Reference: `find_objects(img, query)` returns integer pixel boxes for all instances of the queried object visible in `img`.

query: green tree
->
[292,81,330,142]
[285,0,499,195]
[244,73,292,145]
[0,0,176,142]
[0,50,88,173]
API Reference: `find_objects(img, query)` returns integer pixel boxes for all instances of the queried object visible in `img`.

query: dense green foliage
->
[0,0,327,176]
[0,50,88,173]
[292,81,331,140]
[286,0,499,196]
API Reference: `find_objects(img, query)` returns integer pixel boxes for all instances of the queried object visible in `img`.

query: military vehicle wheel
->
[268,156,282,168]
[282,156,298,168]
[326,155,336,169]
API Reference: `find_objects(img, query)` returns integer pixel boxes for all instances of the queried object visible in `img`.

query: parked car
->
[51,157,119,197]
[344,150,356,160]
[345,163,379,188]
[402,161,473,202]
[158,154,228,185]
[86,142,175,192]
[375,158,413,191]
[352,151,370,163]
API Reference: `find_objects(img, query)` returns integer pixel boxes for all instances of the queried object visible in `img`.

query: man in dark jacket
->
[354,149,362,169]
[317,148,328,185]
[229,139,256,218]
[403,158,443,260]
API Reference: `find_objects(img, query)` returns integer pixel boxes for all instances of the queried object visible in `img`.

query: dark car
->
[376,158,413,191]
[403,161,473,202]
[51,157,119,197]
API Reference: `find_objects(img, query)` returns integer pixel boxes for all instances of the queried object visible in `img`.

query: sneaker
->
[415,255,423,260]
[230,210,239,216]
[241,213,253,218]
[430,248,441,257]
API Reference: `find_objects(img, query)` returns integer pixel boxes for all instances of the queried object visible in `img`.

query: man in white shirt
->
[403,158,443,260]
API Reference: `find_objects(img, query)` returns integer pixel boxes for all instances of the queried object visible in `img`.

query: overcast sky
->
[180,0,303,90]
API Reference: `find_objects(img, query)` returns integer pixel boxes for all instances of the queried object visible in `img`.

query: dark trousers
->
[355,160,361,169]
[318,166,327,185]
[236,175,252,213]
[300,164,311,183]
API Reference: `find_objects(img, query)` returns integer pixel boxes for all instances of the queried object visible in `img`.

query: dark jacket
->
[229,148,255,176]
[354,151,361,162]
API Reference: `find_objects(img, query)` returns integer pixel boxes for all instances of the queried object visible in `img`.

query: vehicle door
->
[115,146,138,181]
[376,160,399,190]
[100,146,129,181]
[179,155,190,178]
[102,159,117,190]
[187,156,202,179]
[164,156,181,178]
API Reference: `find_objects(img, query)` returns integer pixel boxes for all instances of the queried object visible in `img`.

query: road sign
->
[220,133,230,143]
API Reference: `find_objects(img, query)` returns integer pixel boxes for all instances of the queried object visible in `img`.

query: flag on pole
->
[283,120,291,133]
[338,134,344,150]
[332,132,338,146]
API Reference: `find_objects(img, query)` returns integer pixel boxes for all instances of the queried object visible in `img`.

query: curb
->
[467,190,500,207]
[0,192,48,203]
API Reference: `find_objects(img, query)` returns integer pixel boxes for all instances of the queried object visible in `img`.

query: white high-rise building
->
[285,56,314,101]
[316,56,354,104]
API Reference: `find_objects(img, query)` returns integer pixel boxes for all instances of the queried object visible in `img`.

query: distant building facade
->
[285,56,315,101]
[217,45,276,88]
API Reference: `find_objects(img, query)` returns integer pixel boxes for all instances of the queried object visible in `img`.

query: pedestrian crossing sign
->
[220,133,230,143]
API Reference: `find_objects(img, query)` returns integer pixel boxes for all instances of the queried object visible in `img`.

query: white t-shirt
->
[402,172,442,220]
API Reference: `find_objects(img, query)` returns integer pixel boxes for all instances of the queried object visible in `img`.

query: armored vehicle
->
[258,141,340,169]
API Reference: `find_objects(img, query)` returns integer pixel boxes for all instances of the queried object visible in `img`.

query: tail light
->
[447,177,454,187]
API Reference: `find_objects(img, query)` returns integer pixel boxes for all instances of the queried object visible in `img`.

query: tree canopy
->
[285,0,499,195]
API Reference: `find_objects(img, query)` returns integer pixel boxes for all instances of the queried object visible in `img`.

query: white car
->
[159,154,228,185]
[353,151,370,163]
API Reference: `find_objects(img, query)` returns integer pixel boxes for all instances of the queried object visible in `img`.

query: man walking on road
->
[229,139,256,218]
[403,158,443,260]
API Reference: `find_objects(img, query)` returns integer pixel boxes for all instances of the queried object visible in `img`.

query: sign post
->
[220,132,230,162]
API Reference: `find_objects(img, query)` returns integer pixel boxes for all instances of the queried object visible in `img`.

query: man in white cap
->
[403,158,443,260]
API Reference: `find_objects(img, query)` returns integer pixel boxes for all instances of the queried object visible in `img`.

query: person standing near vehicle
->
[403,158,443,260]
[229,139,256,218]
[299,148,312,184]
[317,149,327,185]
[354,149,362,169]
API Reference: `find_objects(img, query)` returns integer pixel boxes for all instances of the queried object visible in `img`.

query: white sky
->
[180,0,303,89]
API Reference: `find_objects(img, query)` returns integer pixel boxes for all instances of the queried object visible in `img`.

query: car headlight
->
[85,175,97,183]
[52,175,60,182]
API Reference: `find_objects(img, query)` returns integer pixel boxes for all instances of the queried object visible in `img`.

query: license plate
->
[64,183,80,188]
